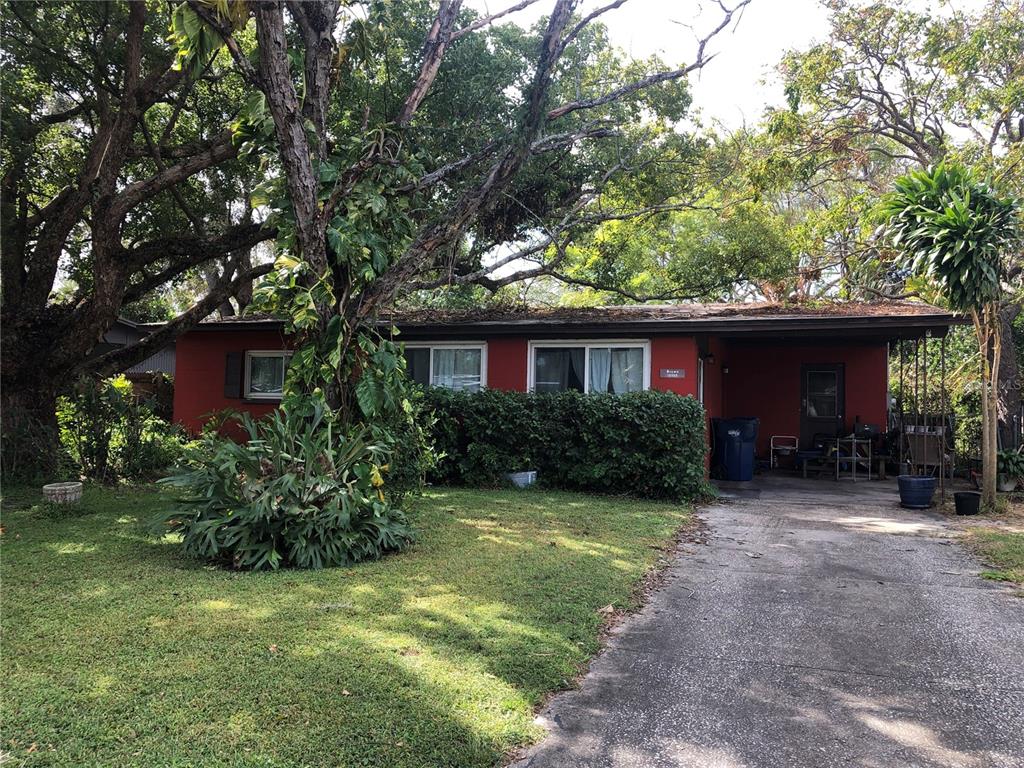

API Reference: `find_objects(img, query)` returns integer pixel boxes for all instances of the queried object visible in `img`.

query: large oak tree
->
[1,1,276,470]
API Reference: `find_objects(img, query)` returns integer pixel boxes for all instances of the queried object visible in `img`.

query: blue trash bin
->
[714,417,760,481]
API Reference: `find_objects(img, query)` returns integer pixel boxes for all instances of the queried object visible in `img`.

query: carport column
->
[941,335,947,502]
[898,340,905,469]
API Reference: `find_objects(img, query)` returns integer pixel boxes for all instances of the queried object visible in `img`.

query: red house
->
[172,302,958,458]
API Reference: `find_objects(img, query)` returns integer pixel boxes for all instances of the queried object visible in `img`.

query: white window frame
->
[244,350,292,401]
[527,339,651,394]
[402,341,488,390]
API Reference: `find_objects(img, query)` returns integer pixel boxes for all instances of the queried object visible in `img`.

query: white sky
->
[469,0,989,130]
[576,0,832,129]
[470,0,833,129]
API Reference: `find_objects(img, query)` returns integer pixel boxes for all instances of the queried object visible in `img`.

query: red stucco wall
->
[486,338,528,390]
[701,335,726,421]
[719,341,888,456]
[173,329,290,435]
[173,329,888,458]
[650,337,699,397]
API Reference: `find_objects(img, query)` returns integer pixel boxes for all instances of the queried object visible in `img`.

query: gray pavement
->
[512,476,1024,768]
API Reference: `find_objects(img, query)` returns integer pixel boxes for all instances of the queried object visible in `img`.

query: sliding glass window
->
[402,344,486,391]
[530,342,648,394]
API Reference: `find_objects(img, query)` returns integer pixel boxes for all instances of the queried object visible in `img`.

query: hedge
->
[425,388,709,500]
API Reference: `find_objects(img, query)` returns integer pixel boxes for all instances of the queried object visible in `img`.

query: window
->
[403,343,486,391]
[528,341,649,394]
[805,370,838,418]
[244,351,291,400]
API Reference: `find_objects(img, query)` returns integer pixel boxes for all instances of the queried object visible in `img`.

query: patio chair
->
[770,435,798,469]
[905,432,953,479]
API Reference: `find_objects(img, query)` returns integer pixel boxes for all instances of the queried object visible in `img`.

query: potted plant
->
[897,473,936,509]
[504,450,537,489]
[996,449,1024,492]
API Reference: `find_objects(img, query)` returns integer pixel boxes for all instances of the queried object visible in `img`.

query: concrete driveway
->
[512,477,1024,768]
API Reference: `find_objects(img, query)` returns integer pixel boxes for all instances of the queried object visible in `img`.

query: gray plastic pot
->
[505,471,537,489]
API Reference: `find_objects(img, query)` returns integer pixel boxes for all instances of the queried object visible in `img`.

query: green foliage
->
[159,397,414,570]
[997,449,1024,480]
[889,330,982,461]
[0,406,69,483]
[169,0,248,74]
[425,389,709,500]
[57,376,185,482]
[880,162,1021,312]
[558,199,796,304]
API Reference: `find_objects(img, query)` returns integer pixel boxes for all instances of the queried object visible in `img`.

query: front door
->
[800,364,845,449]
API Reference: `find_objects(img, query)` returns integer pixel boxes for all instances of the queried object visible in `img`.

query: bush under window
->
[425,388,709,500]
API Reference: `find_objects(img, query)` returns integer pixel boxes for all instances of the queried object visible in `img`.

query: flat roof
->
[187,301,962,340]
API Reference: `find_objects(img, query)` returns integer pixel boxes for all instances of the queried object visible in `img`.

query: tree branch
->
[547,0,750,121]
[109,132,238,223]
[396,0,464,127]
[121,224,277,301]
[450,0,545,40]
[88,261,275,378]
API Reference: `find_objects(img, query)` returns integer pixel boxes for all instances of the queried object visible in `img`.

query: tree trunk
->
[997,302,1021,449]
[974,309,998,508]
[0,373,62,480]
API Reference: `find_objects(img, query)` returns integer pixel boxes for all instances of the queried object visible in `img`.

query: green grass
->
[1,484,688,768]
[968,528,1024,584]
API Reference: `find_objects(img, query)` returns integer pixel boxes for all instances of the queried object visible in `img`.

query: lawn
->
[968,528,1024,584]
[1,484,688,768]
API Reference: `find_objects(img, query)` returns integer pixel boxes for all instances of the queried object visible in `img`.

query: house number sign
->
[660,368,686,379]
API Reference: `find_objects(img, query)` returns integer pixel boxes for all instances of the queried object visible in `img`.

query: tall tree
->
[759,0,1024,438]
[1,1,275,471]
[173,0,750,417]
[881,162,1021,507]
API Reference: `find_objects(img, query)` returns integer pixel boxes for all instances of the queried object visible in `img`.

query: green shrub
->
[57,375,185,481]
[425,389,709,500]
[159,397,414,570]
[997,449,1024,480]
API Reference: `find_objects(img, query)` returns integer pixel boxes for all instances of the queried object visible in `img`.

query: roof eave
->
[390,313,963,339]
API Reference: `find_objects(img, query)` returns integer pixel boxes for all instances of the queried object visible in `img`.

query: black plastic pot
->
[897,475,937,509]
[954,491,982,516]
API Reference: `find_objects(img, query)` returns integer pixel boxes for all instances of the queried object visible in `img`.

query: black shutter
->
[224,351,243,398]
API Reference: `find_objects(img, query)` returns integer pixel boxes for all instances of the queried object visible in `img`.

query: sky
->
[571,0,832,129]
[469,0,990,129]
[470,0,834,129]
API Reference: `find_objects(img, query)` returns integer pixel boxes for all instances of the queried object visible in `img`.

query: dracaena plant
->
[880,162,1021,508]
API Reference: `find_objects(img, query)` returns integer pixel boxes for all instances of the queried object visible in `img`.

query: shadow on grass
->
[1,484,687,767]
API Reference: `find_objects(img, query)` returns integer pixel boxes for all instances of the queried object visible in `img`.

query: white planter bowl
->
[998,476,1018,493]
[505,471,537,489]
[42,481,83,505]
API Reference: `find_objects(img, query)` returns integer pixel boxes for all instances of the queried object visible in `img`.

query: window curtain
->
[453,349,482,391]
[432,349,481,391]
[610,348,643,393]
[249,356,284,394]
[589,348,612,393]
[569,348,585,391]
[535,348,585,392]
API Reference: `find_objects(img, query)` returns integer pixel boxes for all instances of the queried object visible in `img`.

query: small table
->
[833,437,872,481]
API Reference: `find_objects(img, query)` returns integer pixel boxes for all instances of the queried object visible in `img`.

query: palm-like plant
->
[880,162,1021,507]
